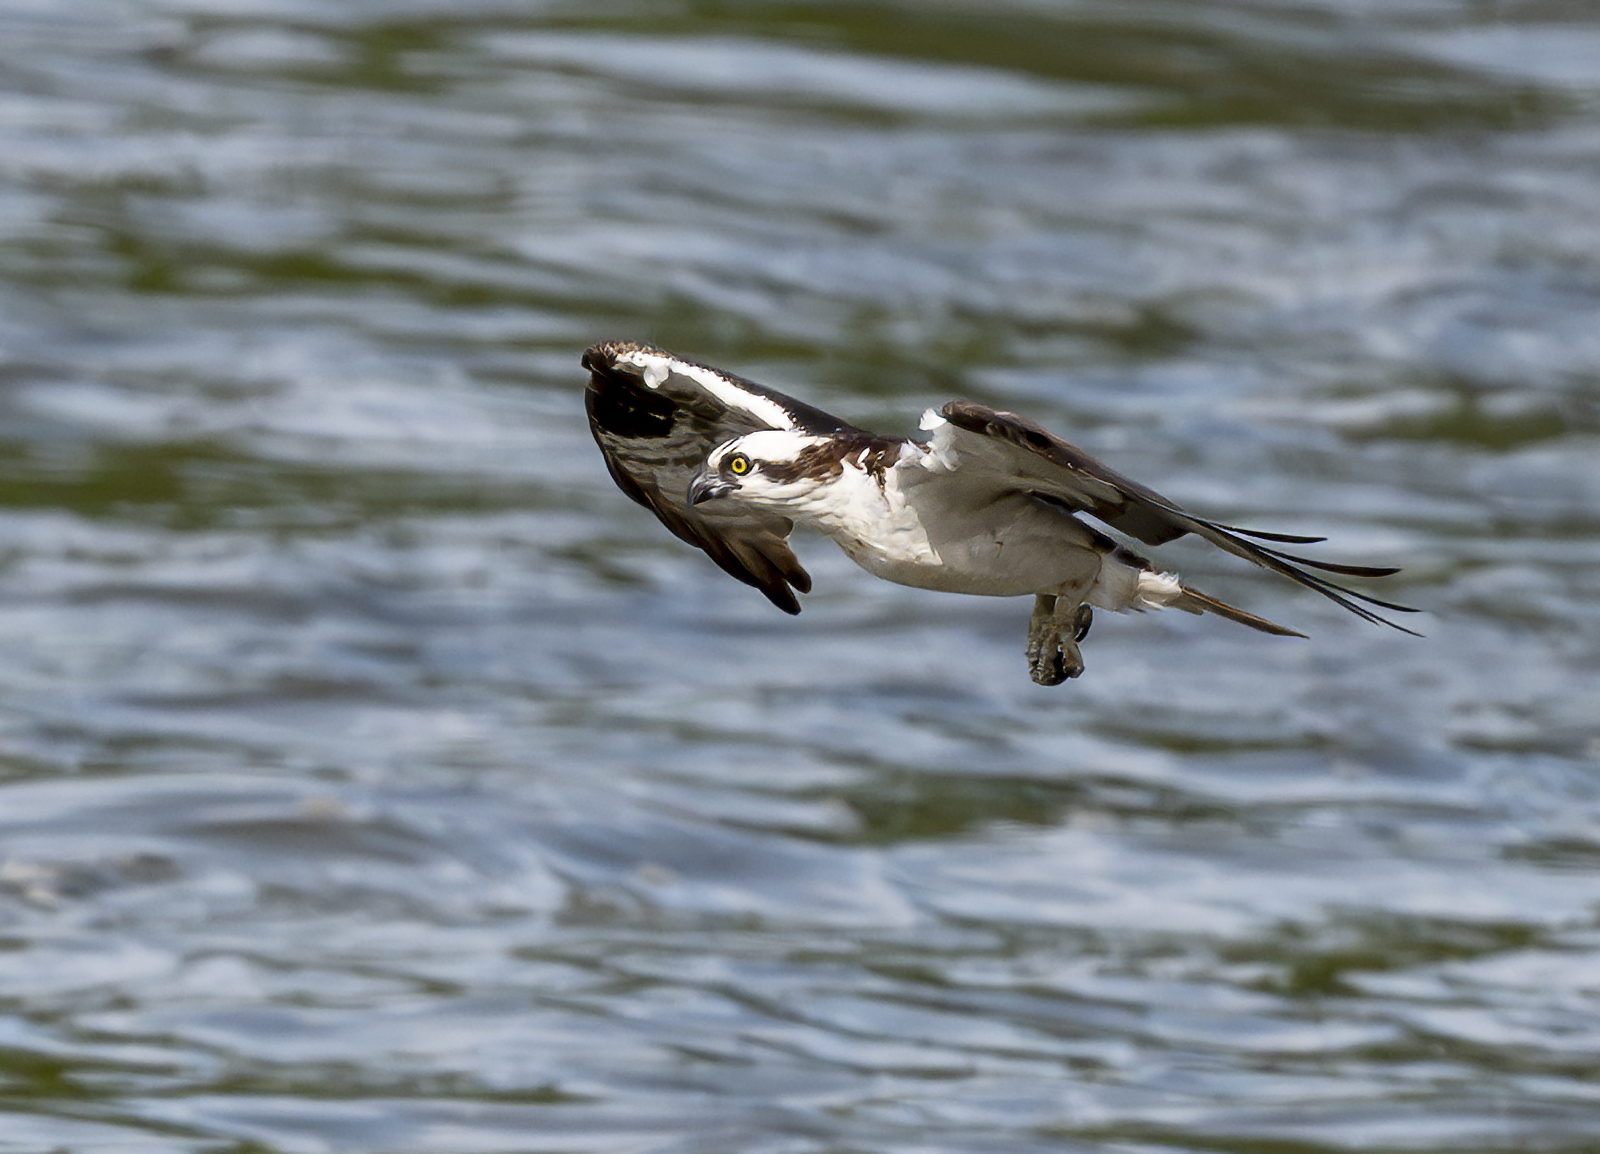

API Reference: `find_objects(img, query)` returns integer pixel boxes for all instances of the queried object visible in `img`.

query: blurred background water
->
[0,1,1598,1150]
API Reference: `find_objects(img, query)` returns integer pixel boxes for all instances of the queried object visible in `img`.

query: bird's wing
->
[584,341,851,614]
[932,401,1421,633]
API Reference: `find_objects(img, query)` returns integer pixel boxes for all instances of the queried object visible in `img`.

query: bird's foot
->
[1028,632,1084,686]
[1026,597,1091,686]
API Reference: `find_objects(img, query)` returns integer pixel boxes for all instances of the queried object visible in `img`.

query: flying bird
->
[584,341,1417,685]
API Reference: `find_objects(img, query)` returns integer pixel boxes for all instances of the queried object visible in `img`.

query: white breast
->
[786,448,1100,598]
[793,457,940,572]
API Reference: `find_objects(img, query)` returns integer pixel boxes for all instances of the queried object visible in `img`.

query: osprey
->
[584,341,1417,685]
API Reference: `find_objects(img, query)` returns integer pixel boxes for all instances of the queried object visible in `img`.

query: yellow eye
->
[728,454,751,475]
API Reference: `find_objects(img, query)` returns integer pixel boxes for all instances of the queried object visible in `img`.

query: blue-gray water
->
[2,2,1598,1151]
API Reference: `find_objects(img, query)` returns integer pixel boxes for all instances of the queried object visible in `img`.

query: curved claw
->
[1026,595,1088,686]
[1028,639,1084,686]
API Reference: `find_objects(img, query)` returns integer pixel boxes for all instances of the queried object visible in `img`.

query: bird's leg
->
[1026,594,1058,681]
[1026,595,1093,686]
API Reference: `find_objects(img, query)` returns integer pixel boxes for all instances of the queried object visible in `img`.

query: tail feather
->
[1172,583,1307,639]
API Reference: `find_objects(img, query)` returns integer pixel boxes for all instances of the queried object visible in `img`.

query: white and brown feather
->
[584,341,856,613]
[585,341,1419,639]
[935,402,1420,634]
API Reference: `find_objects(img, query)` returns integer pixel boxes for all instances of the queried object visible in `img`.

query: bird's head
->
[688,430,839,510]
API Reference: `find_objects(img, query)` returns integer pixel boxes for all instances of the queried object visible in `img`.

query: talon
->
[1030,648,1067,686]
[1027,634,1083,686]
[1057,639,1084,680]
[1026,593,1089,686]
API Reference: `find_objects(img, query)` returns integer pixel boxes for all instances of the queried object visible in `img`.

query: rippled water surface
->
[2,1,1599,1150]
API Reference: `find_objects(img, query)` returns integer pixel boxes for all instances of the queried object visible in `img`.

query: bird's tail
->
[1170,582,1306,638]
[1126,566,1304,637]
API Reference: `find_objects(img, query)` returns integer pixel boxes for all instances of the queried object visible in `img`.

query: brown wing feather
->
[585,342,813,614]
[938,401,1421,635]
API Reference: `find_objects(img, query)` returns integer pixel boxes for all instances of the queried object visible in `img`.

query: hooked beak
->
[688,471,734,506]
